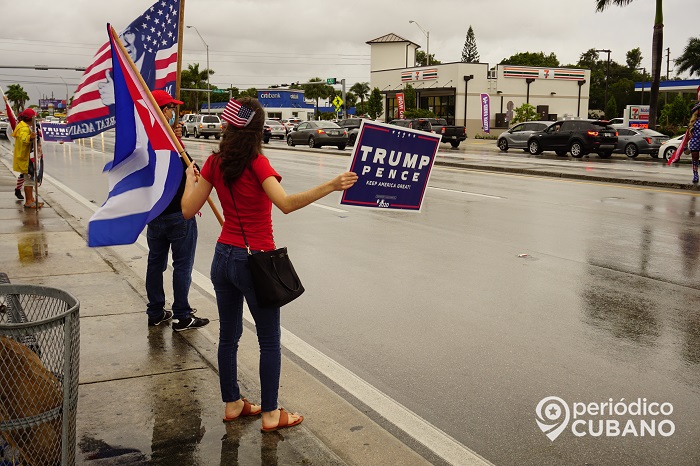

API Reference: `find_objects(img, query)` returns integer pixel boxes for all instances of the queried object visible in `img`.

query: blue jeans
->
[146,212,197,320]
[210,242,281,412]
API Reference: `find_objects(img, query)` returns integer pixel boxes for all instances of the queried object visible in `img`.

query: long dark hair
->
[214,97,265,186]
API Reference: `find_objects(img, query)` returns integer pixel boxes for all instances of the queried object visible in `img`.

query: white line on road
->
[311,202,348,213]
[429,186,505,199]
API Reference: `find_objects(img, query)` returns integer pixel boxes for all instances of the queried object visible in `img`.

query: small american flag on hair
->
[221,100,255,128]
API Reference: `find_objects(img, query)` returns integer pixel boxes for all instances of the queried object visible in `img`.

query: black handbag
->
[230,186,304,308]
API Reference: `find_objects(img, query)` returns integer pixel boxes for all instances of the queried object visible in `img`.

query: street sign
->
[326,78,337,85]
[332,96,343,107]
[212,89,227,94]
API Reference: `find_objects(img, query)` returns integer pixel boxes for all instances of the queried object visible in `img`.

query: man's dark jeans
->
[146,212,197,320]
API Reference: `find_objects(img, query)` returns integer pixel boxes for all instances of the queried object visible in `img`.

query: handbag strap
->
[228,184,252,255]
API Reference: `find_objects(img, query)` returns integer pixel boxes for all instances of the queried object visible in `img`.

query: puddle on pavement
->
[17,235,48,262]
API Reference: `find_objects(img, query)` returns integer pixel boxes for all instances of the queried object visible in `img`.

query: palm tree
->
[302,78,334,119]
[6,84,29,113]
[676,37,700,77]
[350,82,370,111]
[180,63,214,112]
[595,0,663,128]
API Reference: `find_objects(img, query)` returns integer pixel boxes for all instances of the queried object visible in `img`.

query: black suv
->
[527,120,618,158]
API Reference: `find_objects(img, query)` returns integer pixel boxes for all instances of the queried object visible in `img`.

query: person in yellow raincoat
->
[12,108,40,208]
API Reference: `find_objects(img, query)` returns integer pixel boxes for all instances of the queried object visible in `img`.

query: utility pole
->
[341,78,346,119]
[595,49,611,110]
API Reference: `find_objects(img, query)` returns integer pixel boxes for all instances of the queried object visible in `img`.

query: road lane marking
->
[429,186,504,199]
[311,202,348,212]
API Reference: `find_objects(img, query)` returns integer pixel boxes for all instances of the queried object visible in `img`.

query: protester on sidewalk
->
[12,109,40,208]
[3,94,25,200]
[688,103,700,183]
[181,97,357,432]
[146,90,209,332]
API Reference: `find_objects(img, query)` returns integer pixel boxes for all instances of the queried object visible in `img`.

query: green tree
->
[6,84,29,113]
[238,88,258,99]
[626,47,643,69]
[344,91,357,110]
[596,0,663,128]
[461,26,480,63]
[302,77,334,119]
[510,103,538,124]
[416,50,441,66]
[180,63,215,112]
[676,37,700,77]
[404,108,435,118]
[660,93,692,126]
[349,82,370,108]
[404,83,416,110]
[366,88,383,120]
[605,95,618,119]
[500,52,560,67]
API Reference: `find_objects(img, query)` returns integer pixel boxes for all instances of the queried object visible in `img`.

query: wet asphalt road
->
[8,134,700,466]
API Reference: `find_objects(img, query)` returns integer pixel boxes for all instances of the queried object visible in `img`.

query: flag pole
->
[175,0,185,109]
[31,115,39,209]
[108,25,224,226]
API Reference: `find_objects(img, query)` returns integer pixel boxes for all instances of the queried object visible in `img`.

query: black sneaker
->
[15,189,24,200]
[172,316,210,332]
[148,309,173,326]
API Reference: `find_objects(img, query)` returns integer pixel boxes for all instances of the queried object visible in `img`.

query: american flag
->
[67,0,181,139]
[222,100,256,128]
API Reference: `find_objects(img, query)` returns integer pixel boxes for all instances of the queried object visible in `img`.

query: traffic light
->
[326,78,336,85]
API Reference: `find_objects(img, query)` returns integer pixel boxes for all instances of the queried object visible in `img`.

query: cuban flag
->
[88,24,183,247]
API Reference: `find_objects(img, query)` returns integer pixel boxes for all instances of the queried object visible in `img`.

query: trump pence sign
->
[341,121,441,211]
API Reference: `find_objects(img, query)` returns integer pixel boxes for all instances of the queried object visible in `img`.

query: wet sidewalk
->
[0,152,432,465]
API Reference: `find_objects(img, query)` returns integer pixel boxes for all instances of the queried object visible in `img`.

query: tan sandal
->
[222,397,262,422]
[261,408,304,433]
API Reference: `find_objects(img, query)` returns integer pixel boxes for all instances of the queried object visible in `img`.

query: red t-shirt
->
[201,154,281,251]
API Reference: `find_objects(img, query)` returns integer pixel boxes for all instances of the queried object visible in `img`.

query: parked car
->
[336,118,365,145]
[497,121,553,152]
[286,120,348,149]
[614,127,669,158]
[184,114,223,139]
[0,116,9,138]
[265,119,287,139]
[527,119,618,158]
[659,134,686,161]
[180,114,197,136]
[609,117,626,129]
[281,117,302,133]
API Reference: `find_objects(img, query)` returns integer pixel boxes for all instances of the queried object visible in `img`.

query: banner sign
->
[396,93,405,119]
[502,66,585,81]
[340,121,441,212]
[401,69,438,82]
[40,122,73,143]
[480,93,490,133]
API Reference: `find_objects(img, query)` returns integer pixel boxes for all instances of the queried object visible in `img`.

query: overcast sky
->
[0,0,695,105]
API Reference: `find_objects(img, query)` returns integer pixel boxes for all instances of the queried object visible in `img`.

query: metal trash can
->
[0,284,80,466]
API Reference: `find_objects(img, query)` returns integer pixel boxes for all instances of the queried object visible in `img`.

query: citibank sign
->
[260,92,281,99]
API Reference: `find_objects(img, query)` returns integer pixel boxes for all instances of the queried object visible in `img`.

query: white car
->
[609,118,626,129]
[0,117,9,138]
[659,134,685,161]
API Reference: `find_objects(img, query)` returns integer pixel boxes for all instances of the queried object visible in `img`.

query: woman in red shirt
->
[182,97,356,432]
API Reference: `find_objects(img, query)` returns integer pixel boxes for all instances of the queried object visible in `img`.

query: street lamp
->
[186,25,210,114]
[636,67,646,105]
[408,20,430,66]
[595,49,611,112]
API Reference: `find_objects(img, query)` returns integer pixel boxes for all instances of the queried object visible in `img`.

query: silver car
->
[497,121,553,152]
[614,127,669,158]
[286,120,348,149]
[265,120,287,139]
